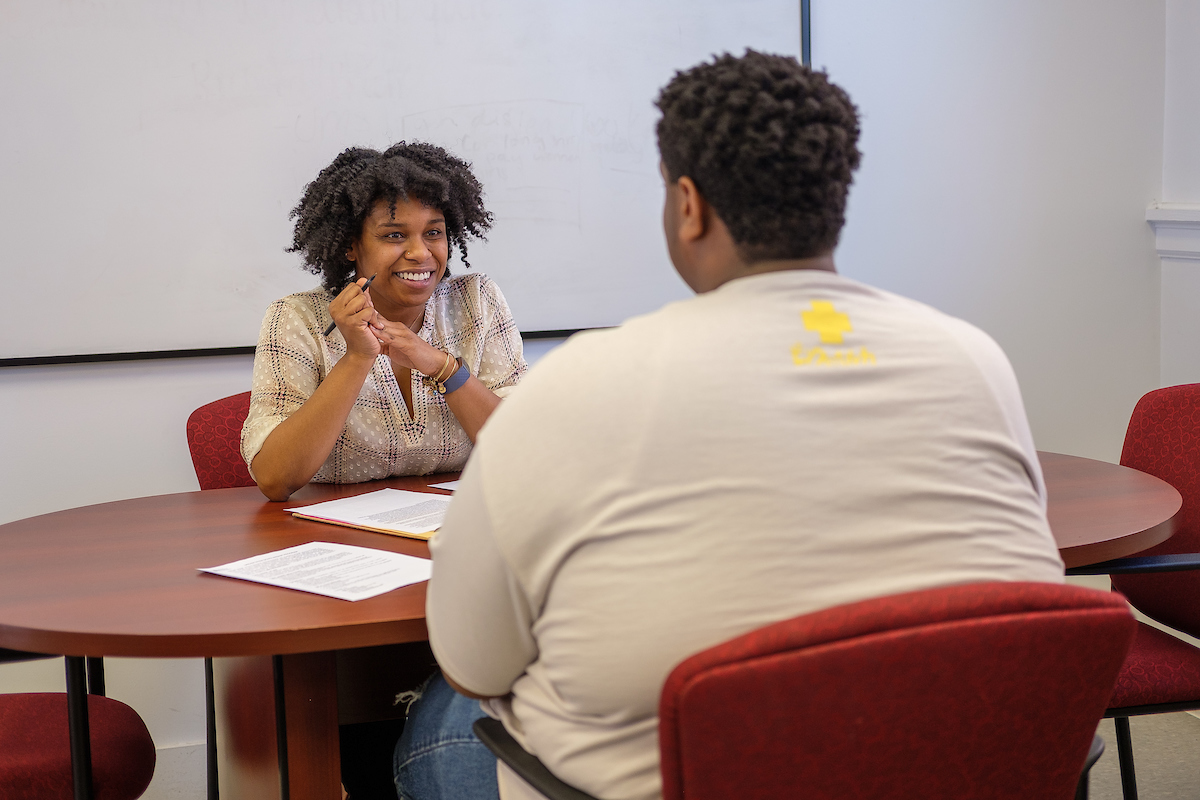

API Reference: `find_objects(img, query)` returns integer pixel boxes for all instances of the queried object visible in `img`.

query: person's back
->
[413,51,1065,800]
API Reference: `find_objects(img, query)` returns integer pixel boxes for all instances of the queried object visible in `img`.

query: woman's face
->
[347,197,449,321]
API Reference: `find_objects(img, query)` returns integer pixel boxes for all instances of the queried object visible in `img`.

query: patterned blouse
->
[241,273,527,482]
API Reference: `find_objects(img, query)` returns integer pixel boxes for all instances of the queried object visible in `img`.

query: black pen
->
[323,274,376,336]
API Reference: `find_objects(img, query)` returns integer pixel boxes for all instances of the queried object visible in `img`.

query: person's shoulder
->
[440,271,497,295]
[255,288,331,347]
[260,288,332,334]
[269,287,332,315]
[811,272,1000,345]
[822,273,1018,384]
[437,272,509,308]
[861,280,1008,361]
[515,306,676,392]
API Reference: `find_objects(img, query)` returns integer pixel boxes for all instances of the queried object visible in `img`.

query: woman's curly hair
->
[655,50,861,261]
[288,141,493,291]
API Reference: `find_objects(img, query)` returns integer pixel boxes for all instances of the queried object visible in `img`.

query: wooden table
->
[0,474,448,800]
[0,453,1182,798]
[1039,451,1181,569]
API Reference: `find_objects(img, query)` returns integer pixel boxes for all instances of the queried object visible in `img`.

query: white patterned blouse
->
[241,273,527,482]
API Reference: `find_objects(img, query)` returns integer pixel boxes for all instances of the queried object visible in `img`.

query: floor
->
[1088,712,1200,799]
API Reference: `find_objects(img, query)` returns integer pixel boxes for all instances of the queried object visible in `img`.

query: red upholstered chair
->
[1065,384,1200,799]
[186,391,255,490]
[0,650,156,799]
[476,582,1135,800]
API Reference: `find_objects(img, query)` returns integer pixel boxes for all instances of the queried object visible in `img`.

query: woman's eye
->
[427,229,444,238]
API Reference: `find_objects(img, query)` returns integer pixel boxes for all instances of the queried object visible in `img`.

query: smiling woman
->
[241,142,527,501]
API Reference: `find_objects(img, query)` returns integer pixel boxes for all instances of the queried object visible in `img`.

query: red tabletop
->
[0,452,1181,657]
[0,475,446,659]
[1040,451,1181,569]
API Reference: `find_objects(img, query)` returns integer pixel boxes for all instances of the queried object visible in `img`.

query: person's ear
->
[675,176,707,243]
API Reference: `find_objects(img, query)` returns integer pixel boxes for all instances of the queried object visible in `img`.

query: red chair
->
[1066,384,1200,799]
[477,582,1135,800]
[186,391,255,800]
[186,392,255,490]
[0,650,156,799]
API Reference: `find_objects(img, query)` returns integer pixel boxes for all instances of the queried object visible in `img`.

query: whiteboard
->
[0,0,799,359]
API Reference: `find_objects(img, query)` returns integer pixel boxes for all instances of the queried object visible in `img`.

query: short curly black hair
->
[655,50,861,261]
[288,141,493,291]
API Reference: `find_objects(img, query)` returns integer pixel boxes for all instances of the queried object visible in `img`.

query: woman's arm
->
[443,374,502,442]
[250,351,376,500]
[251,280,379,501]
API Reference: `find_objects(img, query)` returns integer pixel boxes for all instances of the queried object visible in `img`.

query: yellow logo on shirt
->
[802,300,852,343]
[793,301,876,367]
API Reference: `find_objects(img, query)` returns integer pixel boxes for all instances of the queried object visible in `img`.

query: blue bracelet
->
[442,359,471,394]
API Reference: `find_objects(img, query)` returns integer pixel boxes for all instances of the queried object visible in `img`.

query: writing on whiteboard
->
[405,101,583,227]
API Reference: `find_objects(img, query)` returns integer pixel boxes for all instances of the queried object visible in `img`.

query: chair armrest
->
[1065,553,1200,576]
[472,718,600,800]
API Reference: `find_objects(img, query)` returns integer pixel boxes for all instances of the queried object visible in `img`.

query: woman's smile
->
[348,197,450,329]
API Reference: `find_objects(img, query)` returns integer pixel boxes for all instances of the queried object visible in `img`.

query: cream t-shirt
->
[429,270,1065,800]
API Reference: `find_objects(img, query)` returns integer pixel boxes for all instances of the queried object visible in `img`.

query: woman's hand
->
[250,279,383,501]
[369,313,501,441]
[370,314,447,376]
[329,279,381,358]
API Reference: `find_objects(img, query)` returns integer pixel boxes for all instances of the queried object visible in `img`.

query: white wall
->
[814,0,1166,461]
[1158,0,1200,386]
[1163,0,1200,202]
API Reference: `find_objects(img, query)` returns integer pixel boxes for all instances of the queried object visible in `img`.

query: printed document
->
[289,489,452,540]
[200,541,431,601]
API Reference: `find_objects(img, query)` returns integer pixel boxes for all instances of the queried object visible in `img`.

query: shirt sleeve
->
[427,453,538,697]
[936,314,1048,505]
[473,276,527,399]
[240,298,324,478]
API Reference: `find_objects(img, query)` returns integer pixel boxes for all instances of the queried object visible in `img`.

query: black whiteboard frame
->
[801,0,811,66]
[0,329,581,368]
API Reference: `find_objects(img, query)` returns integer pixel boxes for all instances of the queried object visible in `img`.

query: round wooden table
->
[1039,451,1181,569]
[0,474,448,800]
[0,452,1182,798]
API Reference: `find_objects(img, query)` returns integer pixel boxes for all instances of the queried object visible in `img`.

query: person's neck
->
[704,251,837,292]
[374,297,426,332]
[737,253,837,279]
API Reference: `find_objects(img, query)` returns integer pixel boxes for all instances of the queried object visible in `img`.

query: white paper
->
[429,480,460,491]
[199,541,432,601]
[289,489,452,535]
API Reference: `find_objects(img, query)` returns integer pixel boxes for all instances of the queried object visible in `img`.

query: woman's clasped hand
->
[333,275,460,380]
[328,278,379,356]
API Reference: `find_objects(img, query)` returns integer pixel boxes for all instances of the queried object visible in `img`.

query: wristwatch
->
[424,358,470,395]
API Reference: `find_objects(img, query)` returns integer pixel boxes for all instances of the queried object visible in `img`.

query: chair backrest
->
[1111,383,1200,635]
[658,582,1134,800]
[186,392,255,490]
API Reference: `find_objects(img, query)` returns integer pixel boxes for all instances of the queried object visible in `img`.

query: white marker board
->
[0,0,800,359]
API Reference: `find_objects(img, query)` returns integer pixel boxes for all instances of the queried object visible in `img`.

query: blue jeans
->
[393,671,500,800]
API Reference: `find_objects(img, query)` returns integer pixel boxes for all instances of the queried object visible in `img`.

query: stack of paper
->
[289,489,452,540]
